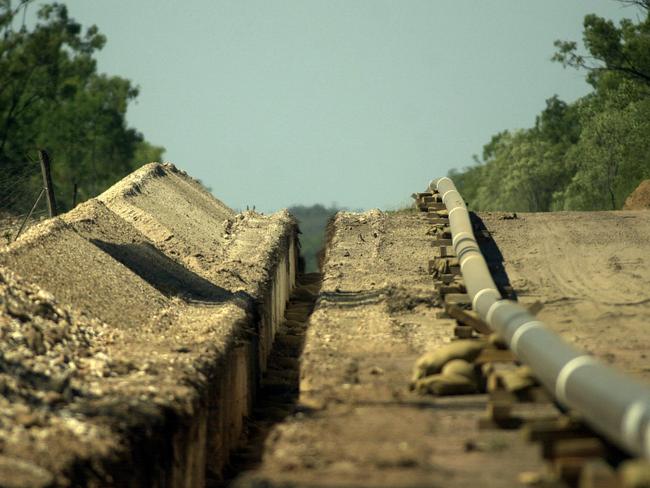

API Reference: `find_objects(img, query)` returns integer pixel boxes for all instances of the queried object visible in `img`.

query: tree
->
[288,203,340,272]
[553,2,650,88]
[560,85,650,210]
[0,1,164,212]
[551,1,650,210]
[533,95,581,146]
[449,1,650,212]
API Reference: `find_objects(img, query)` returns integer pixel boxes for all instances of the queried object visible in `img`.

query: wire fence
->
[0,153,53,244]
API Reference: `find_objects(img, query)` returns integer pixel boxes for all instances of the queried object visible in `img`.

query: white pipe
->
[429,177,650,459]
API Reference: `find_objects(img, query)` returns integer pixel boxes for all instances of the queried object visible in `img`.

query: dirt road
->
[235,210,546,488]
[480,210,650,381]
[235,208,650,487]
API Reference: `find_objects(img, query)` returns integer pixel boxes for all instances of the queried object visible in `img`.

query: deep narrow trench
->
[217,271,322,487]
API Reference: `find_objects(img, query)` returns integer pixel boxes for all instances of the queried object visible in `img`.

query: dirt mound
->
[64,199,230,303]
[0,261,249,487]
[98,163,234,275]
[623,179,650,210]
[0,162,297,486]
[98,162,296,295]
[0,265,121,487]
[0,216,168,329]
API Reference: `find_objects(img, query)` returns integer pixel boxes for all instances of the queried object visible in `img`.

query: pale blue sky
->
[53,1,633,211]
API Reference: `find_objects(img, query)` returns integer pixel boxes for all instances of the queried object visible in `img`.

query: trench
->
[68,229,318,486]
[215,272,322,487]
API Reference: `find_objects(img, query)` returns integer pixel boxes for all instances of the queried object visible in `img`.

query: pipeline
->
[431,176,650,460]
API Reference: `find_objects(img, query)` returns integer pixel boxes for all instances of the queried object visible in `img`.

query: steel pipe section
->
[429,176,650,459]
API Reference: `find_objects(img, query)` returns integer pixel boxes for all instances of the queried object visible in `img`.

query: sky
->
[49,1,634,212]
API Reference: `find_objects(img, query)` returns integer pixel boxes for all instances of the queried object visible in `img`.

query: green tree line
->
[0,0,163,213]
[450,0,650,211]
[289,203,340,272]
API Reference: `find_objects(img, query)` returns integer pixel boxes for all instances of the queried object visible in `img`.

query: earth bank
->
[0,163,297,486]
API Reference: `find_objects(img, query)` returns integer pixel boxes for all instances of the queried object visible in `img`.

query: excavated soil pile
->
[623,180,650,210]
[0,163,297,487]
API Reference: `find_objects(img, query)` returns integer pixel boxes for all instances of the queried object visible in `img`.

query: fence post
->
[72,182,78,208]
[38,149,57,217]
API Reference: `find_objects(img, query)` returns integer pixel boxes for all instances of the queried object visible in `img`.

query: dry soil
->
[0,163,296,487]
[235,210,548,488]
[480,210,650,381]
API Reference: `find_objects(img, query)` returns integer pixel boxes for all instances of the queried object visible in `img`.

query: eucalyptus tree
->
[0,1,163,212]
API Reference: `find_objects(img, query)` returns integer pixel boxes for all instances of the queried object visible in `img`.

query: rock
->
[24,325,45,355]
[49,372,71,393]
[369,366,384,375]
[42,391,63,404]
[31,300,58,321]
[111,359,136,375]
[0,455,53,488]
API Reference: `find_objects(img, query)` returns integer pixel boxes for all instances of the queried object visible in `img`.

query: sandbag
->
[415,373,477,395]
[441,359,476,381]
[412,340,485,382]
[620,459,650,488]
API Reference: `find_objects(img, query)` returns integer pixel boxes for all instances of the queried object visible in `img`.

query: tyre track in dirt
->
[480,210,650,380]
[233,210,547,488]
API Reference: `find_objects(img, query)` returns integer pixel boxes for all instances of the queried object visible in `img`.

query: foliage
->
[451,1,650,211]
[0,1,164,212]
[561,85,650,209]
[553,3,650,89]
[289,204,340,272]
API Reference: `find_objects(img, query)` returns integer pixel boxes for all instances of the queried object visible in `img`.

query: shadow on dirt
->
[91,239,236,303]
[469,213,517,301]
[220,272,322,488]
